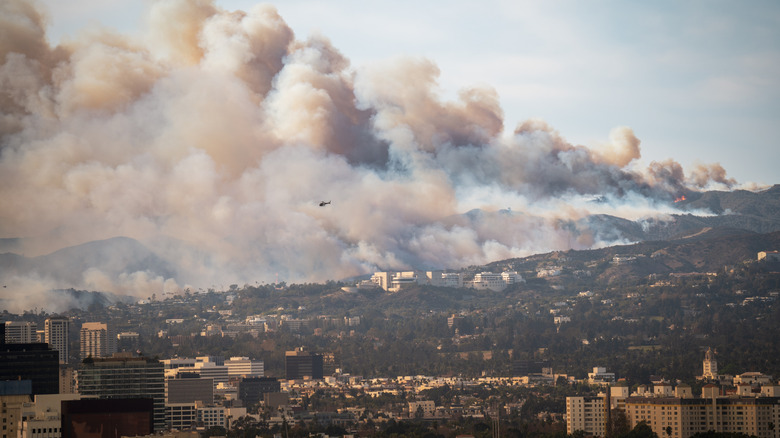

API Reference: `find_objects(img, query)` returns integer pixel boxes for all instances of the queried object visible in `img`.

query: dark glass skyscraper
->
[0,341,59,395]
[284,350,323,380]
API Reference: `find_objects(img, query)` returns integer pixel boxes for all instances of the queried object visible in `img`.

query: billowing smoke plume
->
[0,0,740,312]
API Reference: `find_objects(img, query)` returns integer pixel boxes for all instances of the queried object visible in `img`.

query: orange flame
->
[674,195,686,203]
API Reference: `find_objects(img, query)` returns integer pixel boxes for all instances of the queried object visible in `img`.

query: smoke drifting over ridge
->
[0,0,741,311]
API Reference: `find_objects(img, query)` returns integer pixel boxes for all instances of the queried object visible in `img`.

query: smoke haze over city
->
[0,0,776,311]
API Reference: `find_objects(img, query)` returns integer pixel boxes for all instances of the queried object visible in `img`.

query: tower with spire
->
[702,347,718,379]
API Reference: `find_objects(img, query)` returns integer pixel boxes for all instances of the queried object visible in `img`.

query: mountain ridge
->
[0,185,779,305]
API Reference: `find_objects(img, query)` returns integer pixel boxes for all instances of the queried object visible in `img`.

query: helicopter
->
[319,201,331,207]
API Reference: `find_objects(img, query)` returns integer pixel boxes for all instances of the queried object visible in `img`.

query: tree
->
[623,422,658,438]
[607,409,631,438]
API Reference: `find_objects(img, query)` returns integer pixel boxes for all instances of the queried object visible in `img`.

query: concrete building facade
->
[369,271,465,292]
[624,393,780,438]
[44,317,69,364]
[566,396,606,436]
[79,322,117,360]
[4,322,37,344]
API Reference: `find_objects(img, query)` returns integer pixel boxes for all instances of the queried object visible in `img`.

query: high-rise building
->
[285,350,323,380]
[566,395,606,437]
[4,321,37,344]
[44,316,70,364]
[80,322,116,359]
[0,343,59,395]
[77,354,165,432]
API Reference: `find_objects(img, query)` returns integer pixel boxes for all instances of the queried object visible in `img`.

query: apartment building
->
[79,322,117,359]
[566,395,606,436]
[44,317,69,364]
[408,400,436,418]
[624,392,780,438]
[4,321,37,344]
[567,383,780,438]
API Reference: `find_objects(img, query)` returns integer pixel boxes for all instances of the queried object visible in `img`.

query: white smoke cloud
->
[0,0,744,312]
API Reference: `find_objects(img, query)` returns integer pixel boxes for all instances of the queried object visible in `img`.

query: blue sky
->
[41,0,780,186]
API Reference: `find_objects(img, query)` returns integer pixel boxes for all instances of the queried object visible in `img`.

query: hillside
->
[0,185,778,308]
[483,228,780,287]
[0,236,175,286]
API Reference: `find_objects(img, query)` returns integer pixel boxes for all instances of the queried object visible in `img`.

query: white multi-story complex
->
[422,271,463,288]
[470,271,525,291]
[80,322,117,359]
[344,316,361,327]
[369,271,465,292]
[588,367,615,385]
[163,357,229,390]
[5,321,37,343]
[471,272,506,291]
[537,267,562,277]
[370,270,522,292]
[44,316,69,364]
[224,357,264,378]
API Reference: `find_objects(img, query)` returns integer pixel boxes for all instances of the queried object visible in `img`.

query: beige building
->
[79,322,117,359]
[734,372,773,386]
[44,317,69,364]
[566,396,606,436]
[567,383,780,438]
[702,348,718,379]
[18,394,81,438]
[408,400,436,418]
[0,394,31,438]
[4,321,38,344]
[624,386,780,438]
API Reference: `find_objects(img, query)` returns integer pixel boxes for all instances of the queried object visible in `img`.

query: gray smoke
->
[0,0,743,312]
